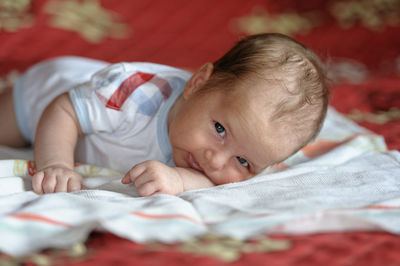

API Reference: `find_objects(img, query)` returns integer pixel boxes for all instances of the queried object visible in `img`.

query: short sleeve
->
[69,62,191,135]
[69,63,142,134]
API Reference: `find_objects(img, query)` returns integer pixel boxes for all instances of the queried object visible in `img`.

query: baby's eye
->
[214,122,226,137]
[237,156,249,168]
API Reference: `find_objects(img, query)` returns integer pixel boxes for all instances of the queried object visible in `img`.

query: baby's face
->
[168,73,299,185]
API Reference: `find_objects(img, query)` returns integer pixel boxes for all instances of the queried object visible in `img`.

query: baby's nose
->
[204,149,227,170]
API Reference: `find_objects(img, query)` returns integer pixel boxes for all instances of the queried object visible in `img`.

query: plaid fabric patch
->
[100,72,173,116]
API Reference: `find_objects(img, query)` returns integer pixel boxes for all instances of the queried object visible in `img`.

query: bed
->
[1,0,399,265]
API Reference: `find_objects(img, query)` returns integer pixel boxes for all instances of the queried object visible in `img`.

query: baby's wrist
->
[36,162,74,172]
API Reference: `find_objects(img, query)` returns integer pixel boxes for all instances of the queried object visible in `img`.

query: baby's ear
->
[183,62,213,99]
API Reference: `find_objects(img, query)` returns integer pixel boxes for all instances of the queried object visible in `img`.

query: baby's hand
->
[122,160,184,196]
[32,166,83,194]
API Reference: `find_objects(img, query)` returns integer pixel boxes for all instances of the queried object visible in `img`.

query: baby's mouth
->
[187,153,204,173]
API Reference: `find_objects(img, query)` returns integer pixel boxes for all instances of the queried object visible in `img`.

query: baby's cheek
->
[171,150,187,168]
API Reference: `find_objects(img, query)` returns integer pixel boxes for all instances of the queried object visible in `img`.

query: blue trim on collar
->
[157,78,185,167]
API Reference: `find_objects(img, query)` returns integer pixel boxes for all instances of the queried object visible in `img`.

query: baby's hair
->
[205,33,329,155]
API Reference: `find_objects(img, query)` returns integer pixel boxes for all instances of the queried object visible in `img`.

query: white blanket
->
[1,108,399,256]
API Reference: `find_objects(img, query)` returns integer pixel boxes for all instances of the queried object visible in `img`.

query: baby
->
[0,33,328,196]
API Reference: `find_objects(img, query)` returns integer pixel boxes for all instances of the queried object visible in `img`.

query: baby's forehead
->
[224,77,288,113]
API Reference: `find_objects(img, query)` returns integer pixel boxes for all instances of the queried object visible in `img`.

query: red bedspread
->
[0,0,399,265]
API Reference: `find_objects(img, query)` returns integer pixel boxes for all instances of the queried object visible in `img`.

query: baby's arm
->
[121,160,215,196]
[32,93,83,194]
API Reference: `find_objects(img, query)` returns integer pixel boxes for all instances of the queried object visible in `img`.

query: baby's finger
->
[54,175,69,193]
[137,181,159,197]
[132,172,154,188]
[121,174,132,184]
[124,163,147,183]
[32,171,45,194]
[67,178,82,192]
[42,174,57,193]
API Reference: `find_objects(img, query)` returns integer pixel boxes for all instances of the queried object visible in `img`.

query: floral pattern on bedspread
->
[0,0,399,265]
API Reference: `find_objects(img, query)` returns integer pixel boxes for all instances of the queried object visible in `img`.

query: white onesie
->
[13,56,192,173]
